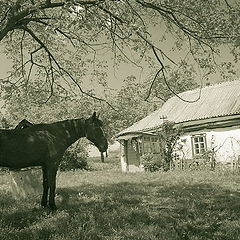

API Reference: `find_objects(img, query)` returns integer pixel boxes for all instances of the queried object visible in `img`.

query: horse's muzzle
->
[98,142,108,153]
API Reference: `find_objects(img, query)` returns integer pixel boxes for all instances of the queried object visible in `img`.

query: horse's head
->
[85,112,108,153]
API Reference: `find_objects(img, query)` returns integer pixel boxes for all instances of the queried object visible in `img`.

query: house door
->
[127,139,140,166]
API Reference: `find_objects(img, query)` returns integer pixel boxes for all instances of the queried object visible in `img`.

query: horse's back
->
[0,129,50,169]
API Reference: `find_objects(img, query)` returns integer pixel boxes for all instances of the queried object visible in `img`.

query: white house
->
[116,81,240,172]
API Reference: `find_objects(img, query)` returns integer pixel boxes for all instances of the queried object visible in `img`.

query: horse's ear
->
[92,112,97,119]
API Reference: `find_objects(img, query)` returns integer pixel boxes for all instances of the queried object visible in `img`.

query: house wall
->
[127,139,144,172]
[178,126,240,162]
[119,126,240,172]
[120,139,144,172]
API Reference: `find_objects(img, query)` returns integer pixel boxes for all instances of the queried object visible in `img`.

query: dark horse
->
[0,112,108,210]
[15,119,34,129]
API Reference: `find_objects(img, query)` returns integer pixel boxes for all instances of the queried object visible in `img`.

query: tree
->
[100,70,197,140]
[158,121,182,171]
[0,0,239,105]
[99,75,156,140]
[4,89,98,128]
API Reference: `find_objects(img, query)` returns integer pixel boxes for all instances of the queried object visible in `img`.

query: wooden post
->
[101,152,104,163]
[120,140,128,172]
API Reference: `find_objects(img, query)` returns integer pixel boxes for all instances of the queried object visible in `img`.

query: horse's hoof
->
[41,203,48,208]
[49,205,57,211]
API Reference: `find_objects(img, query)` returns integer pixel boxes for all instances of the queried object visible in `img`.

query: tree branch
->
[135,0,223,51]
[20,29,26,77]
[150,46,202,103]
[145,68,162,101]
[16,24,117,108]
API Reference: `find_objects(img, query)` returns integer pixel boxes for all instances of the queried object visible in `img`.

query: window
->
[192,135,207,156]
[143,137,151,154]
[152,137,161,153]
[143,136,161,154]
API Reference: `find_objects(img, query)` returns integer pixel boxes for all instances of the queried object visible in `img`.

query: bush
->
[60,144,89,171]
[140,153,166,172]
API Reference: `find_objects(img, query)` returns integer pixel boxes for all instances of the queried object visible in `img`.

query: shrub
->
[190,149,216,170]
[140,153,166,172]
[60,143,89,171]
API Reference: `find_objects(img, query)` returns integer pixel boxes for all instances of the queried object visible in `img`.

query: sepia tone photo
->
[1,0,240,239]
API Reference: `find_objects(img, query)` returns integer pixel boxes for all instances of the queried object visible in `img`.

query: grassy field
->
[1,156,240,240]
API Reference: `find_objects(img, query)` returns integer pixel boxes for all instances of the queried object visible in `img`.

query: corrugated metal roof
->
[117,80,240,136]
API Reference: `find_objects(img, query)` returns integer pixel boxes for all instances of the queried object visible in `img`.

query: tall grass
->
[1,156,240,239]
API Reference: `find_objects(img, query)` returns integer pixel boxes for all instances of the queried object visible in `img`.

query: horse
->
[0,112,108,210]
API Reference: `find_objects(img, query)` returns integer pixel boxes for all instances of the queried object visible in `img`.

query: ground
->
[1,155,240,240]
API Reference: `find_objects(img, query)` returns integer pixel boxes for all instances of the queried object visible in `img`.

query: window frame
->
[142,135,161,154]
[143,136,152,154]
[191,134,207,156]
[151,137,161,154]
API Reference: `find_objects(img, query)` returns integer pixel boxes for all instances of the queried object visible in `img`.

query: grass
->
[1,156,240,239]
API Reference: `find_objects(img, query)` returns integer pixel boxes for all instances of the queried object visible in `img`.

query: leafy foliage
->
[60,143,89,171]
[0,0,239,104]
[140,121,182,172]
[5,93,94,125]
[100,75,158,140]
[140,153,166,172]
[158,121,182,171]
[151,61,199,101]
[0,117,13,129]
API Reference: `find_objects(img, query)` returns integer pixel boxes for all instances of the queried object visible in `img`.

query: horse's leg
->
[41,165,49,208]
[47,165,58,210]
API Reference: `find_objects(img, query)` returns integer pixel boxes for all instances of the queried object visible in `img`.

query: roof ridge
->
[168,80,240,100]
